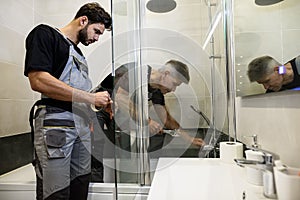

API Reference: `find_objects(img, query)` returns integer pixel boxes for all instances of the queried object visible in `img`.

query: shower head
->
[255,0,283,6]
[146,0,177,13]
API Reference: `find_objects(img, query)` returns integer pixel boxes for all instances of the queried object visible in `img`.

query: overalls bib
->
[32,33,94,199]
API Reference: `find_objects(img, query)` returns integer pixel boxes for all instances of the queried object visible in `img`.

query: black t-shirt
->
[94,63,165,105]
[282,57,300,89]
[24,24,83,78]
[266,57,300,92]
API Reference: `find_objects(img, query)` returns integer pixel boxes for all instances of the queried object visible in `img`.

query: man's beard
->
[78,26,89,46]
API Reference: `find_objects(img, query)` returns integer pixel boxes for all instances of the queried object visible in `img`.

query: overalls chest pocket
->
[69,54,92,91]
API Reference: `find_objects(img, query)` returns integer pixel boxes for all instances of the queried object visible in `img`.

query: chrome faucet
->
[234,148,279,199]
[190,105,220,158]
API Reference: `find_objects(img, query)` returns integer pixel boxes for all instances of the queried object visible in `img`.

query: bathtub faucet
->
[234,148,279,199]
[190,105,219,157]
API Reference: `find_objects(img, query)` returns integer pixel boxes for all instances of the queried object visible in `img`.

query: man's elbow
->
[28,71,44,92]
[29,79,40,92]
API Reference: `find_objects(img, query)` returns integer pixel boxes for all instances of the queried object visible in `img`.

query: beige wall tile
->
[145,3,203,35]
[237,92,300,168]
[0,62,34,100]
[282,30,300,60]
[234,1,281,33]
[0,0,34,35]
[0,25,26,66]
[281,0,300,29]
[0,99,34,137]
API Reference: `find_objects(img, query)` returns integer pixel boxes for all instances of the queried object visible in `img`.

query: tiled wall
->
[237,92,300,168]
[0,0,36,174]
[0,1,36,137]
[0,133,33,175]
[0,0,112,174]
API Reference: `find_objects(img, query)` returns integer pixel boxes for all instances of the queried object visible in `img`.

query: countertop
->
[148,158,271,200]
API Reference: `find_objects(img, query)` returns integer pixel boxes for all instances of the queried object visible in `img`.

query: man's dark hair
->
[75,2,112,30]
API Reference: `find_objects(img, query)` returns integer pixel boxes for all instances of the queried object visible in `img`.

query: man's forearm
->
[28,71,112,108]
[164,114,180,129]
[153,104,180,129]
[28,71,95,103]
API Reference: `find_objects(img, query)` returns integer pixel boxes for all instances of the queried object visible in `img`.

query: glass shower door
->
[111,1,151,199]
[110,0,231,199]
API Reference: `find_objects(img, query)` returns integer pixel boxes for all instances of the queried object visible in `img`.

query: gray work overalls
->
[32,32,94,199]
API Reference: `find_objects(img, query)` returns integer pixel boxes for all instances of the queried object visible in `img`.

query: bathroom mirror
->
[234,0,300,96]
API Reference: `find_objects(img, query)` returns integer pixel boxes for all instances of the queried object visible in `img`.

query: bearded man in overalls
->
[24,3,112,200]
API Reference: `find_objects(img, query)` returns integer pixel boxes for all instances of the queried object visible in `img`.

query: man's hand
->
[148,118,163,135]
[191,137,205,147]
[176,129,205,148]
[94,91,112,108]
[104,103,113,119]
[91,91,114,119]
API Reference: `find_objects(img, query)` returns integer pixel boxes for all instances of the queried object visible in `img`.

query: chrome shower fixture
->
[146,0,177,13]
[255,0,283,6]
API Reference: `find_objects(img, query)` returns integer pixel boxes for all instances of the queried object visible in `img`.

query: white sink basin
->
[148,158,268,200]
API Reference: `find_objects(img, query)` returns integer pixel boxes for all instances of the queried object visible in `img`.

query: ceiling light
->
[255,0,283,6]
[146,0,177,13]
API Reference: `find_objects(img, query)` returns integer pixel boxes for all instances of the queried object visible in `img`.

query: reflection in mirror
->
[247,55,300,93]
[234,0,300,96]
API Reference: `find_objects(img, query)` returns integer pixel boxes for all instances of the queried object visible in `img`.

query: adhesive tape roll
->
[90,104,103,112]
[219,142,243,164]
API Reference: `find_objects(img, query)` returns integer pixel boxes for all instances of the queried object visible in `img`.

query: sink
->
[148,158,267,200]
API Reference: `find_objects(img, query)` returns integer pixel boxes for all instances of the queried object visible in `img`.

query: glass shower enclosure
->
[93,0,233,199]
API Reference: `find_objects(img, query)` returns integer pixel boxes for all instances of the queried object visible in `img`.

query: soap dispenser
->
[244,135,264,185]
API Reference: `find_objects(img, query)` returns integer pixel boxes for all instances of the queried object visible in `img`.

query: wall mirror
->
[234,0,300,97]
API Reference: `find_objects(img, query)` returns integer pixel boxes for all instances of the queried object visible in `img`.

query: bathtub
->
[0,159,150,200]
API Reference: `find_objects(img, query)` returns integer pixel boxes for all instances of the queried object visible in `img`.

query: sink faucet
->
[234,147,279,199]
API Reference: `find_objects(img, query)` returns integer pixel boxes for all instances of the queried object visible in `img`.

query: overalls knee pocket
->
[45,129,67,159]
